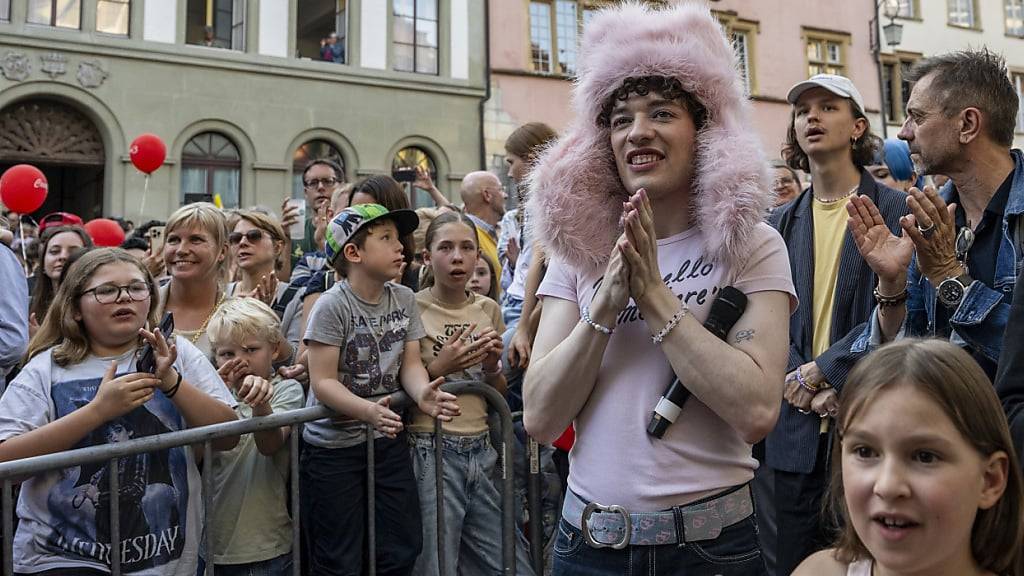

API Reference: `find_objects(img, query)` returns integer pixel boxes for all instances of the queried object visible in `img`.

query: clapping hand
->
[847,195,914,290]
[243,273,277,306]
[902,186,962,287]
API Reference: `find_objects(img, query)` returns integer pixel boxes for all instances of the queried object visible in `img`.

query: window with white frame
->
[0,0,10,22]
[715,12,759,95]
[1007,0,1024,37]
[1014,72,1024,133]
[97,0,129,35]
[529,1,553,73]
[181,132,241,209]
[805,31,848,77]
[393,0,439,75]
[948,0,977,28]
[27,0,81,29]
[895,0,916,18]
[186,0,245,50]
[296,0,347,61]
[732,30,751,95]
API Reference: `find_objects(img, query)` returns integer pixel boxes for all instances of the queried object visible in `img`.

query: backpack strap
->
[272,284,301,318]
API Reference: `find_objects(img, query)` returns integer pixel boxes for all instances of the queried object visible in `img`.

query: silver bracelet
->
[580,306,614,335]
[651,304,688,344]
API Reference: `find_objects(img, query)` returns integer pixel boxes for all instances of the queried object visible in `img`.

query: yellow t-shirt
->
[475,225,502,282]
[811,197,852,358]
[409,289,505,435]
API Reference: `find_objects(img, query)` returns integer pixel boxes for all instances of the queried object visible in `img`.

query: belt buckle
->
[581,501,632,550]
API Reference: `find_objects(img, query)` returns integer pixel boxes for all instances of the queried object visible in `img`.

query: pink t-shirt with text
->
[537,222,796,511]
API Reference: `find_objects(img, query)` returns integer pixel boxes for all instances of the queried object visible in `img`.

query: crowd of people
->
[1,2,1024,576]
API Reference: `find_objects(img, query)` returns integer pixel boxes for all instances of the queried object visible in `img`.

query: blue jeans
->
[552,514,767,576]
[410,432,537,576]
[214,553,293,576]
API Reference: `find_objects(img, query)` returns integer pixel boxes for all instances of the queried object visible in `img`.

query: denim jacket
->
[853,149,1024,370]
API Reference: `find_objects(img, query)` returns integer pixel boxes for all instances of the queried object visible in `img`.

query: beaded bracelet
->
[580,306,614,335]
[652,304,689,344]
[795,366,819,394]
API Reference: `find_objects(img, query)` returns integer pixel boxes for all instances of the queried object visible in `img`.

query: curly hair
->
[598,76,708,130]
[782,101,879,172]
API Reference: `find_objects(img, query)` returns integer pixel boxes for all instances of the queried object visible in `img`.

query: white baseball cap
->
[787,74,866,114]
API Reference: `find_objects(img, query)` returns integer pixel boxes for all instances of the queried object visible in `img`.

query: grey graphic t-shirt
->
[302,280,425,448]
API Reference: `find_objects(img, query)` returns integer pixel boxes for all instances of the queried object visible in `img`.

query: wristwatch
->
[937,273,974,309]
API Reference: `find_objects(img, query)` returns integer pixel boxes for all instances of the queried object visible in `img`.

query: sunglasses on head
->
[229,230,267,245]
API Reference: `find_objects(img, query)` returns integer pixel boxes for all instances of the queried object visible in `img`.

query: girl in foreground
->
[795,338,1024,576]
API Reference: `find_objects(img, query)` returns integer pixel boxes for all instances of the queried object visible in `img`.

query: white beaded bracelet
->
[651,305,688,344]
[580,306,614,335]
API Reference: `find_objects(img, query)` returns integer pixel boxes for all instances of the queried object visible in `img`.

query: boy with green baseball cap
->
[301,202,461,574]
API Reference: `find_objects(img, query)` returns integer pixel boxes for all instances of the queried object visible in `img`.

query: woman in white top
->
[794,339,1024,576]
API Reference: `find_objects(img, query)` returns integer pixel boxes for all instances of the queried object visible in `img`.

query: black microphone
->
[647,286,748,439]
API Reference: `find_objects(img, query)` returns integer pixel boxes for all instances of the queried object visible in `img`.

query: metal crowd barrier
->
[0,380,522,576]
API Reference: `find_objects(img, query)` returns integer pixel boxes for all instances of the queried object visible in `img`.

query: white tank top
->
[847,559,873,576]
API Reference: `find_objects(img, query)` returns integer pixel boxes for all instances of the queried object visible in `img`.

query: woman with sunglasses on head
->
[225,210,304,364]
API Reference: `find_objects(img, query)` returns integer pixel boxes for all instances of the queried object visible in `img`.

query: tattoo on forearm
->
[734,329,755,343]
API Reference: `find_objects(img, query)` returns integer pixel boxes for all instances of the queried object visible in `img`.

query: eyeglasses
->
[82,281,151,304]
[229,230,266,245]
[303,177,338,190]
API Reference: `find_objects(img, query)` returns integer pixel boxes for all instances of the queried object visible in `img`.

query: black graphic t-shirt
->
[0,339,235,575]
[302,280,425,448]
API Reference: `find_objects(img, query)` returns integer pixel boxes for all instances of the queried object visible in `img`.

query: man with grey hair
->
[849,48,1023,385]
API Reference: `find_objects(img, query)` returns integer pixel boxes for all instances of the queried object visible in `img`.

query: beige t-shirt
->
[409,289,505,435]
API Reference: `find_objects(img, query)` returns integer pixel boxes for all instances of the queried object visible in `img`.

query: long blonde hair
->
[26,248,159,367]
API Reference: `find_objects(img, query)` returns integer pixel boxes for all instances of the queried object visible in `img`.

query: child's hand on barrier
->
[366,396,403,438]
[418,377,461,422]
[238,375,274,413]
[91,360,159,421]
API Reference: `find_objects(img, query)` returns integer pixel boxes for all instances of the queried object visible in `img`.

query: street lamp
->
[872,0,905,137]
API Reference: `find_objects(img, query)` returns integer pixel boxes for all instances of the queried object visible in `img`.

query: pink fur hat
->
[526,1,773,271]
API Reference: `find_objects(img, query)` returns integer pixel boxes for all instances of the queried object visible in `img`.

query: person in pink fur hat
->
[521,2,797,574]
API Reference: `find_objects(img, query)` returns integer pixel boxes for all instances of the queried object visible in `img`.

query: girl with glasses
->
[0,248,239,575]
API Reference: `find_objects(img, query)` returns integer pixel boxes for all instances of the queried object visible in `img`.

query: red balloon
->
[85,218,126,247]
[0,164,48,214]
[129,133,166,175]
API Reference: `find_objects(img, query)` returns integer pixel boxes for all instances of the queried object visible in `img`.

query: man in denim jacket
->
[848,49,1023,382]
